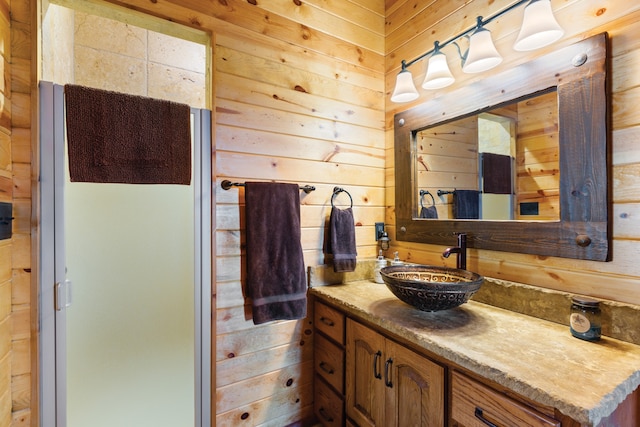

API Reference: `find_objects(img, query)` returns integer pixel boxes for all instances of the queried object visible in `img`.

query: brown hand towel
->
[245,182,307,325]
[420,205,438,219]
[64,84,191,185]
[327,207,357,272]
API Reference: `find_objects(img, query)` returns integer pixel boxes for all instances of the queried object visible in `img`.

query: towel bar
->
[221,179,316,194]
[437,189,456,197]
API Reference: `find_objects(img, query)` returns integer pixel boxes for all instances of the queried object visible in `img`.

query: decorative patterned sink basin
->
[380,265,484,312]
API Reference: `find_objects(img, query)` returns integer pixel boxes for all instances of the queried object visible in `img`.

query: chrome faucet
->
[442,233,467,270]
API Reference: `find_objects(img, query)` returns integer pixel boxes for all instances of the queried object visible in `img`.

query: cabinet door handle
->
[319,316,335,327]
[319,407,334,423]
[319,361,335,375]
[384,358,393,388]
[373,350,382,379]
[474,407,498,427]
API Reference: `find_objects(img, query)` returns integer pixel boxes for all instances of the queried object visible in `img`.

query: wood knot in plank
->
[300,24,311,40]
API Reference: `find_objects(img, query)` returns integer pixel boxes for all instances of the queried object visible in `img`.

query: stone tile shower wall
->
[73,11,205,107]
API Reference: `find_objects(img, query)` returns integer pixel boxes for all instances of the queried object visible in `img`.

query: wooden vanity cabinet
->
[346,319,445,427]
[314,301,346,426]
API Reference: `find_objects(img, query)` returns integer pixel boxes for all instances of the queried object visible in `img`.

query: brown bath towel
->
[327,207,357,272]
[481,152,512,194]
[245,181,307,325]
[64,84,191,185]
[454,190,480,219]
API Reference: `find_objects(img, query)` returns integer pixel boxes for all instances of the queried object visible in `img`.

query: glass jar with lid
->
[569,296,601,341]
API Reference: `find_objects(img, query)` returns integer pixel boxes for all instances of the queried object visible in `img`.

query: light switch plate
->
[0,202,12,240]
[375,222,385,240]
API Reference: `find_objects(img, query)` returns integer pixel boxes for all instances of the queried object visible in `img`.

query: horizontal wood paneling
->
[1,0,12,425]
[385,1,640,305]
[216,360,313,413]
[203,0,386,421]
[16,1,639,425]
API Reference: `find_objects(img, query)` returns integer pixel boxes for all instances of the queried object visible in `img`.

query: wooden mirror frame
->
[394,33,610,261]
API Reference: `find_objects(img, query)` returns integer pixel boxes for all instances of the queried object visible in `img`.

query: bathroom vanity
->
[310,280,640,427]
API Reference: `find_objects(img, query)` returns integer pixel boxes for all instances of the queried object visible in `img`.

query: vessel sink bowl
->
[380,265,484,312]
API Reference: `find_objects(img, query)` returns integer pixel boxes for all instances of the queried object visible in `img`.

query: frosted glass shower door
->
[39,82,212,427]
[65,181,195,427]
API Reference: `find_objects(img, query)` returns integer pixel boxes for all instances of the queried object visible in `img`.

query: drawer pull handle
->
[319,361,335,375]
[319,316,335,327]
[373,351,382,379]
[319,407,334,423]
[474,407,498,427]
[384,358,393,388]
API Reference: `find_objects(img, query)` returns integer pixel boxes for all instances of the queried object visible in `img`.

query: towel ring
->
[419,190,436,208]
[331,187,353,209]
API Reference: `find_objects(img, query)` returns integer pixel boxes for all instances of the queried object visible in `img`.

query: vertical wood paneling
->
[385,2,640,305]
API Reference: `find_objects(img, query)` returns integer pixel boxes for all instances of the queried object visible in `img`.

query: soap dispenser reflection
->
[391,251,404,266]
[373,250,387,284]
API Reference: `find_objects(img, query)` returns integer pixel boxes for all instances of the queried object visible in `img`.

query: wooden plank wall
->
[385,0,640,305]
[416,116,478,219]
[3,0,32,425]
[86,0,385,425]
[0,0,12,424]
[8,0,639,425]
[516,91,559,220]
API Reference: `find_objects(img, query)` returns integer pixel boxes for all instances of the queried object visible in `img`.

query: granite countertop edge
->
[310,281,640,426]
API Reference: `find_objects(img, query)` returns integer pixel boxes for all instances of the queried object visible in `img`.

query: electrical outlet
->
[375,222,385,240]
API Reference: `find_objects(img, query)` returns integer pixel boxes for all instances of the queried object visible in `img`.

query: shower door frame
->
[38,81,212,427]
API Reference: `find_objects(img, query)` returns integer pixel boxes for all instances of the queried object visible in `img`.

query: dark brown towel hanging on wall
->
[245,181,307,325]
[64,84,191,185]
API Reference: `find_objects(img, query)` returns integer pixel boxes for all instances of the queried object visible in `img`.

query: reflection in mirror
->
[393,33,610,261]
[415,90,559,221]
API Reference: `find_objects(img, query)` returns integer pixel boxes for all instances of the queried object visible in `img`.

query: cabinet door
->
[346,319,386,427]
[385,340,445,427]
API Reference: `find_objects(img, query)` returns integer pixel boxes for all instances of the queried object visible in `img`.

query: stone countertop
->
[310,281,640,426]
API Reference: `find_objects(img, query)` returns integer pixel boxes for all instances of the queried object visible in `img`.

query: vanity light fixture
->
[391,61,420,103]
[421,42,455,90]
[390,0,564,103]
[514,0,564,51]
[461,18,503,74]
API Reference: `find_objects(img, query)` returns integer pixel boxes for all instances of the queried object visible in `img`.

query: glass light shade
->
[514,0,564,51]
[390,69,419,103]
[422,52,455,90]
[462,27,502,74]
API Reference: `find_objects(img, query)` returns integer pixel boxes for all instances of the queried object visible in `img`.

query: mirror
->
[394,33,610,261]
[416,89,559,221]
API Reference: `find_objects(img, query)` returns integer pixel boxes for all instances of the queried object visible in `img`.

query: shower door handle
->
[55,280,72,311]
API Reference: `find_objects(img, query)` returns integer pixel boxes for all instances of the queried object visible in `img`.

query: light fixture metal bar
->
[402,0,531,69]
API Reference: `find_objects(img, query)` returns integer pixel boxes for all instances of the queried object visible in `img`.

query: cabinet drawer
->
[315,333,345,393]
[315,301,345,345]
[451,371,560,427]
[315,374,345,427]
